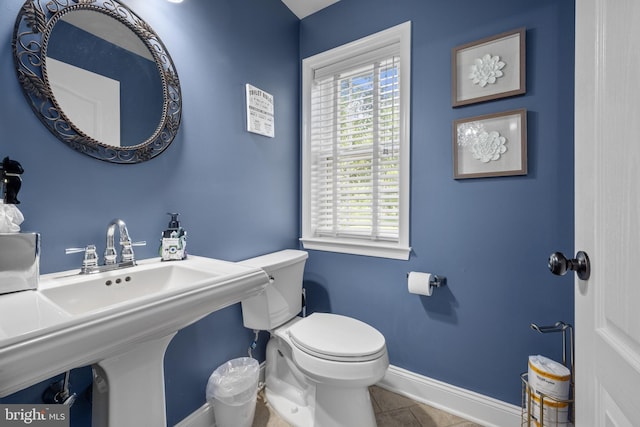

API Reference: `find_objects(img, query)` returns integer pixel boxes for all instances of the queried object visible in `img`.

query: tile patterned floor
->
[252,385,484,427]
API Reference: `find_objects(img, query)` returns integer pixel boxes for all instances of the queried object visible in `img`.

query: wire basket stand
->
[521,321,574,426]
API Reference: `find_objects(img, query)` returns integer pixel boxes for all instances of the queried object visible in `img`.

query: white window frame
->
[300,21,411,260]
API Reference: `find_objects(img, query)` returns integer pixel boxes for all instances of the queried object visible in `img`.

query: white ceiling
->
[280,0,340,19]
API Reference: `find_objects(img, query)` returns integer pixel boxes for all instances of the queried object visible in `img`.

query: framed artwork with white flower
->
[452,28,526,107]
[453,109,527,179]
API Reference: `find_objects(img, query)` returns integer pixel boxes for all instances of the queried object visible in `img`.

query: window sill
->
[300,237,411,260]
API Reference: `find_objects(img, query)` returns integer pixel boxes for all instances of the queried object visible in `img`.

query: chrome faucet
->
[105,218,132,265]
[66,219,146,274]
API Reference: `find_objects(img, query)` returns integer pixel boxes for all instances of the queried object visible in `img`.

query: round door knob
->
[548,251,590,280]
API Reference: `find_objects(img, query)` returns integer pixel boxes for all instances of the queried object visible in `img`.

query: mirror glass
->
[13,0,181,163]
[47,11,164,147]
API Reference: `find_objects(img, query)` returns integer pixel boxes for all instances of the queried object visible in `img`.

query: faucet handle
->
[66,245,99,270]
[65,247,86,255]
[104,246,118,265]
[121,241,146,263]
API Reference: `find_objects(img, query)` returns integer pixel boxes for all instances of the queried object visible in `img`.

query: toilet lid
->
[288,313,386,362]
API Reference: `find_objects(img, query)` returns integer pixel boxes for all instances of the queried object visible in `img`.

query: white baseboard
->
[378,365,521,427]
[176,363,521,427]
[174,402,215,427]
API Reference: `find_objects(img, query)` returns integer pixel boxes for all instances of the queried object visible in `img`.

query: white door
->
[575,0,640,425]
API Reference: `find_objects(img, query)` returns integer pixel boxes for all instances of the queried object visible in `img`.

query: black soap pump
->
[1,157,24,204]
[160,213,187,261]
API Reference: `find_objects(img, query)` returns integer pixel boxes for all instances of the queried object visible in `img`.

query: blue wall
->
[300,0,575,406]
[0,0,299,425]
[0,0,575,423]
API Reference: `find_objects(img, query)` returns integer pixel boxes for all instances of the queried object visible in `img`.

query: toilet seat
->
[288,313,386,362]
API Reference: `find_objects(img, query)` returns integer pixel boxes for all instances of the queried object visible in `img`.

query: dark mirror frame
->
[12,0,182,164]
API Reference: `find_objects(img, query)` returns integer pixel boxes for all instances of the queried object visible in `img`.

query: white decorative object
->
[457,121,485,147]
[469,54,505,87]
[471,130,507,162]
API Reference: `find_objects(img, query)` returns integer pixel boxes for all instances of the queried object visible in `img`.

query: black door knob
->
[548,251,590,280]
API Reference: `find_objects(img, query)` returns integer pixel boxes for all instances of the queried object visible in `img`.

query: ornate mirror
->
[12,0,181,164]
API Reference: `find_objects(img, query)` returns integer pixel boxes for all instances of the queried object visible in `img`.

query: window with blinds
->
[301,22,411,260]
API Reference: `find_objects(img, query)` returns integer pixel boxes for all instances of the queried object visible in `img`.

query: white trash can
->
[206,357,259,427]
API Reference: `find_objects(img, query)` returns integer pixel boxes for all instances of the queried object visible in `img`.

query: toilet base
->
[264,322,383,427]
[266,383,377,427]
[315,385,377,427]
[265,387,313,426]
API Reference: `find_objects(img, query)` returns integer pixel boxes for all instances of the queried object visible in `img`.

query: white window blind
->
[310,56,401,241]
[301,21,411,260]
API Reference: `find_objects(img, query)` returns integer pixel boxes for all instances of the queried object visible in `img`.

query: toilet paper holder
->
[406,273,447,289]
[530,321,574,377]
[521,321,575,426]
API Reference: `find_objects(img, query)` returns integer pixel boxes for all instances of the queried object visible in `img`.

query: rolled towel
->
[0,201,24,233]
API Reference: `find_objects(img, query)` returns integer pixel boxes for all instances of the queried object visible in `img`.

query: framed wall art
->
[453,109,527,179]
[452,28,526,107]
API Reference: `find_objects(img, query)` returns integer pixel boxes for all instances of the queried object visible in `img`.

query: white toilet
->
[240,249,389,427]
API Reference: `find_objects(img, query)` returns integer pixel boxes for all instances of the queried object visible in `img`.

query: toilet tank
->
[240,249,308,330]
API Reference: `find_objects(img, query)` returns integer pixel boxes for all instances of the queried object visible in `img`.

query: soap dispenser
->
[1,156,24,205]
[160,213,187,261]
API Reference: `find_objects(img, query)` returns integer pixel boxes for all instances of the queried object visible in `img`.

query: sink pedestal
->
[92,334,176,427]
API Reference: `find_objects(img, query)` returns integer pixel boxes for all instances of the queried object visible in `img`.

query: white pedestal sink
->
[0,256,269,427]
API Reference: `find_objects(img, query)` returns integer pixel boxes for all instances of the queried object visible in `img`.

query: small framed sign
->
[246,83,274,138]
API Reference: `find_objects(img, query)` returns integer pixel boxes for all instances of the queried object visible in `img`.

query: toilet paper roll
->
[526,389,570,426]
[407,272,433,296]
[527,355,571,400]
